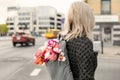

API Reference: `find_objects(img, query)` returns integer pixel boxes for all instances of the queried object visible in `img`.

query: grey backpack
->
[45,35,74,80]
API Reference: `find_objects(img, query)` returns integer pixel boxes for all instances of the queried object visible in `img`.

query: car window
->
[16,32,25,35]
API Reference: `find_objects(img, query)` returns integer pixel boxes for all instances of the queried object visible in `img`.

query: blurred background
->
[0,0,120,80]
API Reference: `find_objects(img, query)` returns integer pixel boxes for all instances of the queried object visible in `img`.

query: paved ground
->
[0,37,120,80]
[102,46,120,55]
[98,46,120,59]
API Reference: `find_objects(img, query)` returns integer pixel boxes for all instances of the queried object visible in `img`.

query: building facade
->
[84,0,120,46]
[7,7,19,36]
[17,7,35,33]
[6,6,64,36]
[35,6,64,36]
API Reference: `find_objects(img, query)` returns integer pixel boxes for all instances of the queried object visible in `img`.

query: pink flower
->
[35,50,45,57]
[54,43,60,48]
[44,52,50,59]
[49,54,57,61]
[53,47,60,53]
[35,51,42,57]
[33,56,39,64]
[44,59,49,62]
[48,50,57,61]
[48,40,57,47]
[33,39,66,66]
[38,46,47,53]
[47,46,52,50]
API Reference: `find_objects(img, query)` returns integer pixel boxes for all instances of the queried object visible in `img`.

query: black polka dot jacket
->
[66,36,98,80]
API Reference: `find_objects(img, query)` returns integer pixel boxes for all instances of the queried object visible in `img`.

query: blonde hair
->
[62,1,95,41]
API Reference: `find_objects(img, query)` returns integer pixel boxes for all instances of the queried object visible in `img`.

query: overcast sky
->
[0,0,82,24]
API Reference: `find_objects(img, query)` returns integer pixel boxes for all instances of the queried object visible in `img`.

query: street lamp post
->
[100,29,104,54]
[101,39,104,54]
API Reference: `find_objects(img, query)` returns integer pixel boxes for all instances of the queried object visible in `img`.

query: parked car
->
[12,31,35,47]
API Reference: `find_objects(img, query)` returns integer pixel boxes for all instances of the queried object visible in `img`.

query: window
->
[19,18,21,20]
[9,23,14,25]
[10,18,12,21]
[57,27,61,30]
[19,27,22,30]
[104,27,111,34]
[27,13,30,15]
[25,18,27,20]
[50,17,54,20]
[84,0,88,3]
[39,32,44,34]
[28,17,30,20]
[57,23,61,26]
[39,17,49,20]
[7,18,9,21]
[94,35,100,41]
[7,23,9,25]
[39,27,48,29]
[39,22,50,25]
[10,27,14,30]
[26,22,30,25]
[114,28,120,31]
[101,0,111,14]
[57,19,61,21]
[50,22,54,25]
[114,40,120,46]
[93,29,100,31]
[114,34,120,37]
[57,14,61,17]
[18,13,21,16]
[33,20,36,25]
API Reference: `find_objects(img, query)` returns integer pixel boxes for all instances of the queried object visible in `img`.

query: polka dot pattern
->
[66,36,98,80]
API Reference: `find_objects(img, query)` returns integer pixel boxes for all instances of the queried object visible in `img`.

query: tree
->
[0,24,8,33]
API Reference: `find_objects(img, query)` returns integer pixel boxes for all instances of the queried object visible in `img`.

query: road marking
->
[30,68,41,76]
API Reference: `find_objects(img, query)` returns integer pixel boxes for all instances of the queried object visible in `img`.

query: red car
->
[12,32,35,46]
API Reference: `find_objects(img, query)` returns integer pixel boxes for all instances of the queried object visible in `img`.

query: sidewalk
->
[0,37,12,41]
[98,46,120,58]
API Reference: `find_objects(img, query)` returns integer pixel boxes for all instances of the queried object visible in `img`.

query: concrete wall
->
[86,0,101,15]
[111,0,120,15]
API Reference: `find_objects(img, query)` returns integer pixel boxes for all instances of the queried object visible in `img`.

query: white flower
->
[53,48,59,53]
[50,40,54,44]
[47,46,52,49]
[45,52,50,59]
[58,58,60,61]
[61,52,64,55]
[58,57,66,61]
[58,52,66,61]
[62,57,66,61]
[59,49,62,53]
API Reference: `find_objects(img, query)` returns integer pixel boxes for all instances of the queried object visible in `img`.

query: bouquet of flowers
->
[33,39,66,65]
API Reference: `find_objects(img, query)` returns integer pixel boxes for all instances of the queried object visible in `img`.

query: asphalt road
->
[0,37,120,80]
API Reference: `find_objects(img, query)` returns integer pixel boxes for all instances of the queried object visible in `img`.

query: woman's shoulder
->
[68,36,92,43]
[67,36,93,48]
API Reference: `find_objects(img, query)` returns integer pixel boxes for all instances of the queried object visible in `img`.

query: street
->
[0,37,120,80]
